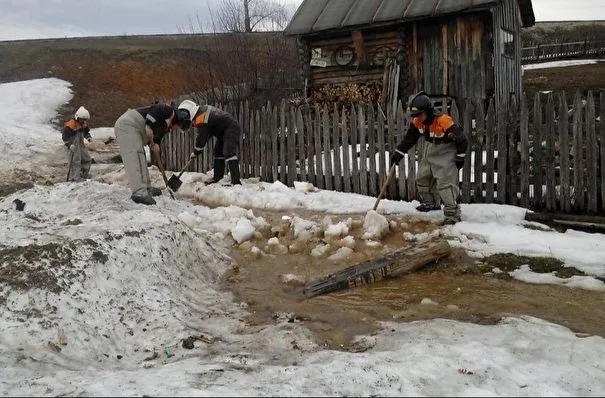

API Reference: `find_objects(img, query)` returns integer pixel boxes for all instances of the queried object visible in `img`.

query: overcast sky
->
[0,0,602,41]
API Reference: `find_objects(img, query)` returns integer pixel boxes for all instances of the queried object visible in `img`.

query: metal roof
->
[284,0,535,36]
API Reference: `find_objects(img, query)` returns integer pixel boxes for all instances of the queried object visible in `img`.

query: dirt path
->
[222,208,605,351]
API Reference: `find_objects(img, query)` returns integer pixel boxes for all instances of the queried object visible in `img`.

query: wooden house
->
[284,0,535,110]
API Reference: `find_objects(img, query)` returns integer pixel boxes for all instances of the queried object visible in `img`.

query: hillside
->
[0,33,296,126]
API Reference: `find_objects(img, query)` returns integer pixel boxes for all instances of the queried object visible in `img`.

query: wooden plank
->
[260,106,268,182]
[396,101,408,200]
[323,106,334,191]
[351,30,368,67]
[300,238,452,299]
[485,98,496,203]
[473,99,485,203]
[237,103,245,177]
[350,106,361,195]
[296,108,306,183]
[387,107,397,199]
[255,109,262,178]
[572,91,584,212]
[358,105,368,196]
[367,104,377,197]
[558,92,571,213]
[341,107,352,193]
[496,101,508,204]
[287,107,297,186]
[533,93,543,209]
[305,107,316,185]
[519,94,530,208]
[507,95,519,206]
[377,108,387,197]
[525,211,605,226]
[461,99,472,203]
[585,92,598,213]
[332,104,343,192]
[314,105,324,189]
[601,92,605,213]
[279,100,286,183]
[272,105,279,181]
[544,94,557,211]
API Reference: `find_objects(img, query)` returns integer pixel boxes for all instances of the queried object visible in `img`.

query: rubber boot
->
[148,187,163,197]
[131,194,156,205]
[441,205,461,225]
[205,158,225,185]
[416,203,441,212]
[227,157,242,185]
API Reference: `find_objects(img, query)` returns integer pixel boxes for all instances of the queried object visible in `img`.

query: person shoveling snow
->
[62,106,92,182]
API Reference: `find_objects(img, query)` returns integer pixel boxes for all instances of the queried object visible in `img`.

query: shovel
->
[167,158,194,192]
[372,164,396,211]
[149,143,175,200]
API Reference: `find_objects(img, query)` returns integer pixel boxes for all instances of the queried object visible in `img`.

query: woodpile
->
[311,82,382,107]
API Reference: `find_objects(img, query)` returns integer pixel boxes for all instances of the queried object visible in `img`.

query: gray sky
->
[0,0,602,41]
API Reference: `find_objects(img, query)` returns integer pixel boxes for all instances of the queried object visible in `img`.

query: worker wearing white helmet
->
[62,105,92,182]
[178,99,241,185]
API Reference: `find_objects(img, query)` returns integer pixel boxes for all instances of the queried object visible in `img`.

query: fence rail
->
[162,91,605,215]
[522,40,605,63]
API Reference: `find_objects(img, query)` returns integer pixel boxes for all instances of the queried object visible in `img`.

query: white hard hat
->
[178,100,199,121]
[75,106,90,120]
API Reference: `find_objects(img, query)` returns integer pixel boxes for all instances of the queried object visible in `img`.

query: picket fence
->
[161,91,605,214]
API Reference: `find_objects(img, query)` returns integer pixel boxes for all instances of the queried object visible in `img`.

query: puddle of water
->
[221,208,605,351]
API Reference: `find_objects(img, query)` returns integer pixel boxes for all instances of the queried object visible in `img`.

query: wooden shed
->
[284,0,535,110]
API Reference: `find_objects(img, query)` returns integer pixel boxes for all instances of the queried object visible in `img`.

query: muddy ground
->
[224,209,605,351]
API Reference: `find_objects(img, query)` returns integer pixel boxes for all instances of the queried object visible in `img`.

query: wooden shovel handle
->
[373,164,396,211]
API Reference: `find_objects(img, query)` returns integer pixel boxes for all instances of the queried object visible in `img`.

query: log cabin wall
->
[493,0,523,109]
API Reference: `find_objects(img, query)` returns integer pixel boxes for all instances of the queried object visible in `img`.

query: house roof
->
[284,0,536,36]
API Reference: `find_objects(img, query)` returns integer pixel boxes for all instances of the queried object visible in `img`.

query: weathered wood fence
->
[522,40,605,64]
[162,91,605,215]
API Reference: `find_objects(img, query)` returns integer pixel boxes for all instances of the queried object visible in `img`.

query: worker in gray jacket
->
[114,102,191,205]
[62,106,92,182]
[390,92,468,225]
[178,100,241,185]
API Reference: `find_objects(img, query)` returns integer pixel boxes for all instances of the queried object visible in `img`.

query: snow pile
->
[290,216,320,240]
[293,181,316,193]
[324,221,350,238]
[177,204,267,241]
[510,265,605,292]
[328,247,354,261]
[362,210,390,240]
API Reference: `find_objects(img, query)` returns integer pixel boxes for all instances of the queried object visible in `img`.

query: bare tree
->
[214,0,292,33]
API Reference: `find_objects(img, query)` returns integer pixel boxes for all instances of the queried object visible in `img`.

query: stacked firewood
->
[311,82,382,106]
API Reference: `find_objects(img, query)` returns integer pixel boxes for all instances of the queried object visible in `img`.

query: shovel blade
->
[167,175,183,192]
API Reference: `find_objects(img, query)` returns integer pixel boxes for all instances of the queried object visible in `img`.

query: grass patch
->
[481,253,586,279]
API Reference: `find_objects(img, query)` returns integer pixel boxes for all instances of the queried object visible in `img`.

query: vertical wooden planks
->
[473,99,485,203]
[496,100,508,204]
[558,92,571,213]
[279,100,286,183]
[519,94,530,208]
[367,104,377,197]
[260,105,268,182]
[544,94,556,211]
[305,107,316,185]
[323,105,334,190]
[484,99,496,203]
[507,95,519,206]
[238,102,246,177]
[532,93,543,209]
[342,107,352,193]
[387,106,398,199]
[350,106,361,194]
[396,101,407,200]
[287,106,297,186]
[332,104,343,192]
[601,92,605,212]
[358,105,368,196]
[272,105,279,181]
[461,99,472,203]
[297,107,306,183]
[377,108,387,197]
[572,91,584,212]
[314,105,324,189]
[254,109,261,178]
[586,91,598,213]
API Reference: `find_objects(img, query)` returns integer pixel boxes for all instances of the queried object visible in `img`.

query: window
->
[501,29,515,58]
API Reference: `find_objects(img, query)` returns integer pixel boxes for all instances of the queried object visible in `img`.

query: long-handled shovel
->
[372,164,396,211]
[150,144,175,200]
[167,157,194,192]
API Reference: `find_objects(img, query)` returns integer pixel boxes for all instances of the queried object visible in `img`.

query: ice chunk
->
[293,181,316,193]
[267,237,280,246]
[291,217,319,240]
[279,274,305,286]
[311,243,331,257]
[365,240,382,248]
[328,247,354,261]
[338,235,356,249]
[420,298,439,305]
[231,218,256,244]
[363,210,389,240]
[325,221,349,239]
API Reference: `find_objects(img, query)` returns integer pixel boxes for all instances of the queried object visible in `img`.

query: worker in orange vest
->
[62,106,92,182]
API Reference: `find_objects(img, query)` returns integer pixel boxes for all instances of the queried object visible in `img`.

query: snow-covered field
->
[1,78,605,396]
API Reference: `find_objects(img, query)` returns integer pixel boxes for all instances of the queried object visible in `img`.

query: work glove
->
[455,154,465,170]
[390,151,404,167]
